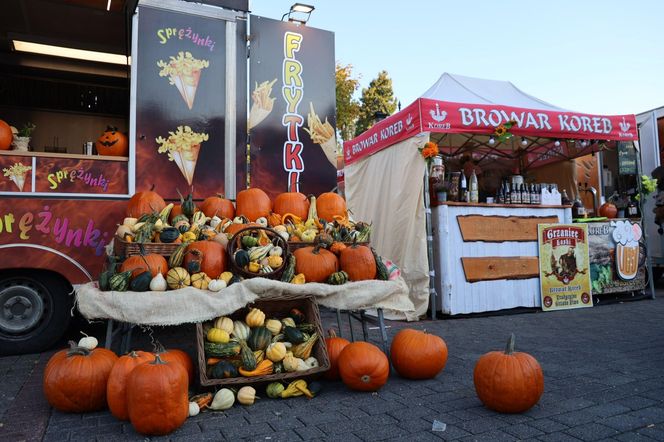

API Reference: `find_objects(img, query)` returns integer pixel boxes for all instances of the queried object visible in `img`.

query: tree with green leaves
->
[354,70,398,137]
[335,63,361,142]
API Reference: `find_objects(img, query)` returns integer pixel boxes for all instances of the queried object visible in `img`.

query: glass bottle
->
[521,183,530,204]
[512,182,521,204]
[504,181,511,204]
[469,170,479,203]
[460,173,468,203]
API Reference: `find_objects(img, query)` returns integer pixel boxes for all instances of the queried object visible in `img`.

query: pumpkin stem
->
[149,183,156,192]
[505,333,516,355]
[151,354,167,365]
[66,340,91,357]
[129,350,139,358]
[328,329,338,338]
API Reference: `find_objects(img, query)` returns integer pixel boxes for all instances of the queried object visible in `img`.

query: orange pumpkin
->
[183,241,226,279]
[338,341,389,391]
[126,187,166,218]
[267,212,283,227]
[127,355,188,436]
[324,329,350,380]
[340,244,376,281]
[390,329,448,379]
[598,202,618,219]
[200,194,235,219]
[236,188,272,221]
[119,254,168,278]
[156,349,194,385]
[107,350,154,420]
[293,245,339,283]
[316,192,347,222]
[329,242,347,256]
[473,334,544,413]
[95,126,128,157]
[0,119,12,150]
[273,191,310,219]
[43,341,118,412]
[224,222,259,237]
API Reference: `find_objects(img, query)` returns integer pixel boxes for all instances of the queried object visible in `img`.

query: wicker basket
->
[287,240,370,251]
[227,226,289,280]
[113,236,182,257]
[196,296,330,387]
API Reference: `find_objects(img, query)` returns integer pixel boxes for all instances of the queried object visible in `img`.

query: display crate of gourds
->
[101,186,390,292]
[196,297,330,387]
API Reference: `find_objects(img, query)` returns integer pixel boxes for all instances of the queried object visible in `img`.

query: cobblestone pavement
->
[1,293,664,442]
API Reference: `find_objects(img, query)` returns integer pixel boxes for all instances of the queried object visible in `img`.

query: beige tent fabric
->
[75,277,414,326]
[344,134,430,320]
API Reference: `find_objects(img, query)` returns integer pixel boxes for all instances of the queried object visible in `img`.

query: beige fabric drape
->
[344,134,430,320]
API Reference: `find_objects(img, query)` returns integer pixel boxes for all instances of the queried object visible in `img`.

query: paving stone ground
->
[1,291,663,441]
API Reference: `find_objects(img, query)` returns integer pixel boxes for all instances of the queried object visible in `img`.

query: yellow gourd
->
[283,352,304,372]
[267,255,283,269]
[247,261,261,273]
[292,332,318,359]
[290,273,306,284]
[207,327,230,344]
[237,386,258,405]
[266,342,287,362]
[167,267,190,289]
[214,317,234,334]
[238,359,273,377]
[182,231,197,242]
[281,379,314,399]
[246,308,266,327]
[191,272,210,290]
[265,319,282,335]
[220,271,234,284]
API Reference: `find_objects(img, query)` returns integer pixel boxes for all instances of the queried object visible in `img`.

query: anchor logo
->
[429,103,447,122]
[619,117,631,133]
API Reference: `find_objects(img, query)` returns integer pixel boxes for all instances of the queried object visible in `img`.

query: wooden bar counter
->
[432,201,572,314]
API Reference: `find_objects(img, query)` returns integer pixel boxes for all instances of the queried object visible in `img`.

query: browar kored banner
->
[134,5,247,199]
[248,15,336,199]
[344,98,638,166]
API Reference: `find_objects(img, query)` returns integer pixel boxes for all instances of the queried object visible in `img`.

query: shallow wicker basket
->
[287,240,370,251]
[113,236,181,257]
[227,226,289,280]
[196,296,330,387]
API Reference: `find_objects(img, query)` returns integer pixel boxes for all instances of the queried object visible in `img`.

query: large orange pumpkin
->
[127,355,188,436]
[293,245,339,283]
[183,241,226,279]
[390,329,448,379]
[338,341,389,391]
[0,119,12,150]
[340,244,376,281]
[107,350,153,420]
[273,191,310,219]
[95,126,128,157]
[316,192,347,222]
[324,329,350,380]
[156,348,194,385]
[119,254,168,278]
[473,333,544,413]
[200,194,235,219]
[43,341,118,413]
[126,188,166,218]
[236,188,272,221]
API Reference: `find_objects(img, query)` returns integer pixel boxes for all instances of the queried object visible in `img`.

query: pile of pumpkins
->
[42,328,545,437]
[203,307,321,381]
[102,186,388,292]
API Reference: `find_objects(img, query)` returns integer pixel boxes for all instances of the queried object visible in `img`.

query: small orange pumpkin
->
[390,329,448,379]
[126,186,166,218]
[0,119,12,150]
[324,329,350,380]
[338,341,389,391]
[236,188,272,221]
[273,191,310,219]
[316,192,347,222]
[96,126,129,157]
[473,333,544,413]
[200,194,235,219]
[107,350,154,420]
[184,241,227,279]
[119,254,168,278]
[293,245,339,283]
[340,244,376,281]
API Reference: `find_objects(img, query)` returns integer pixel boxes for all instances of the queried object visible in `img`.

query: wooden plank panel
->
[461,257,539,283]
[457,215,559,242]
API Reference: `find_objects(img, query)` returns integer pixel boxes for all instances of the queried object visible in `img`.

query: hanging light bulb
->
[554,139,561,147]
[488,136,495,145]
[521,137,528,146]
[580,140,588,147]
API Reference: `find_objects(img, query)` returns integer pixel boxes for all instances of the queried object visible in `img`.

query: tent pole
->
[423,163,438,319]
[636,142,656,300]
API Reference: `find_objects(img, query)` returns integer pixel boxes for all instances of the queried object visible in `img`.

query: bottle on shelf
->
[469,170,479,203]
[460,173,468,203]
[496,182,504,204]
[521,183,530,204]
[571,190,587,218]
[561,189,571,205]
[512,182,521,204]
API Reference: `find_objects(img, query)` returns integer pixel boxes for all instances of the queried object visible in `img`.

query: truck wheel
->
[0,271,72,355]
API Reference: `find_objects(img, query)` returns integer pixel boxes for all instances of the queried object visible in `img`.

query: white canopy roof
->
[420,73,569,112]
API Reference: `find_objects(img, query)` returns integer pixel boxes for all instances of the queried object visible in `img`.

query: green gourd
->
[210,361,239,379]
[239,339,257,371]
[109,270,132,291]
[280,254,296,283]
[326,270,349,285]
[168,243,188,268]
[159,227,180,243]
[248,327,272,351]
[204,341,241,358]
[234,249,250,268]
[266,382,285,399]
[129,270,152,292]
[283,326,305,344]
[178,189,196,217]
[372,247,389,280]
[272,362,284,373]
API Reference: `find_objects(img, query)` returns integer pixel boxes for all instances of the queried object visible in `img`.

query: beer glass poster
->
[538,224,593,311]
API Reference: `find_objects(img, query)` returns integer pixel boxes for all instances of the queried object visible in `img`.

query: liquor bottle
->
[529,184,536,205]
[561,189,571,205]
[469,170,479,203]
[512,183,521,204]
[534,184,541,205]
[460,173,468,203]
[504,181,511,204]
[571,190,587,218]
[521,183,530,204]
[496,182,503,204]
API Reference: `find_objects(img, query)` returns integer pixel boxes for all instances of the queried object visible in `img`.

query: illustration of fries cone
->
[3,162,31,192]
[171,143,200,186]
[10,174,27,192]
[248,79,277,130]
[320,136,338,166]
[248,105,272,130]
[304,102,338,166]
[171,69,201,110]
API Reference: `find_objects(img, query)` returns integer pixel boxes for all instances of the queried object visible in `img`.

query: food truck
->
[0,0,336,354]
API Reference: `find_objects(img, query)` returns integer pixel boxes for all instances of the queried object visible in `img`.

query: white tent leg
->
[423,166,438,319]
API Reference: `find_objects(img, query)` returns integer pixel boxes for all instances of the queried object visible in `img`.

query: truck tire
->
[0,271,72,355]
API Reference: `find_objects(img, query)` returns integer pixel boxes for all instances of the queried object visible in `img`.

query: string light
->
[521,137,528,146]
[554,139,561,147]
[488,136,495,145]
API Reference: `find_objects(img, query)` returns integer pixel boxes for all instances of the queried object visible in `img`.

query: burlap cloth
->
[74,276,417,326]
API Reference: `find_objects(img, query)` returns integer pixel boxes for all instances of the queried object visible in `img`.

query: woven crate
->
[113,236,181,257]
[287,240,369,251]
[196,296,330,387]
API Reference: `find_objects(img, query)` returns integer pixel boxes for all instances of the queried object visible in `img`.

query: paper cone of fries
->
[248,79,277,130]
[248,105,272,130]
[10,173,27,192]
[171,70,201,110]
[171,144,200,186]
[320,136,338,166]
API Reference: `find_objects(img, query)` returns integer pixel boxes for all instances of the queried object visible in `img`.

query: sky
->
[249,0,664,116]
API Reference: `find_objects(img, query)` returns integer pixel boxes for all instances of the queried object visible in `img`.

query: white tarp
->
[344,135,430,320]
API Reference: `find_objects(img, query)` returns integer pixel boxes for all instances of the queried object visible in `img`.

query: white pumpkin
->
[149,273,167,291]
[208,278,227,292]
[188,402,200,417]
[210,388,235,411]
[78,333,98,350]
